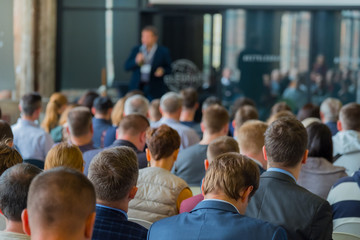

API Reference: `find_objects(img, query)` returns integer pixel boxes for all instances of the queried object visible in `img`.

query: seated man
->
[246,117,333,240]
[179,87,202,138]
[236,120,268,173]
[22,167,96,240]
[320,98,342,136]
[91,96,113,148]
[11,92,54,161]
[173,104,229,186]
[0,163,42,239]
[179,136,239,213]
[88,147,148,240]
[148,153,287,240]
[67,107,96,153]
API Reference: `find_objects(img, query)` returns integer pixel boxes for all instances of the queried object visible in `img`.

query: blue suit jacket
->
[148,200,287,240]
[92,205,147,240]
[124,45,171,99]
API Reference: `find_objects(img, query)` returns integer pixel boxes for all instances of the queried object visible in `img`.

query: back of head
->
[237,120,268,156]
[207,136,239,163]
[124,94,149,116]
[88,146,138,202]
[267,110,295,125]
[41,93,68,132]
[202,96,222,112]
[118,114,150,137]
[230,97,256,120]
[180,87,198,109]
[0,163,41,221]
[297,103,320,122]
[93,96,113,115]
[339,103,360,131]
[160,92,183,114]
[271,102,292,116]
[27,167,95,235]
[20,92,42,116]
[77,91,99,112]
[306,122,333,162]
[320,98,342,122]
[202,104,229,134]
[146,125,180,160]
[0,120,13,145]
[0,143,23,176]
[44,142,84,172]
[68,106,92,137]
[234,105,258,128]
[149,99,162,122]
[203,153,259,200]
[264,117,308,168]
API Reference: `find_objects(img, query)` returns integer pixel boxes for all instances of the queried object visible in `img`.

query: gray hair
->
[124,95,149,117]
[320,98,342,122]
[160,92,183,114]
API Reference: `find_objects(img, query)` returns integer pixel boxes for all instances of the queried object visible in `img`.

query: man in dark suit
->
[88,146,147,240]
[246,117,333,240]
[148,152,287,240]
[83,114,149,175]
[125,26,172,100]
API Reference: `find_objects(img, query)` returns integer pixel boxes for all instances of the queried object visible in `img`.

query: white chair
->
[189,186,201,195]
[334,222,360,237]
[333,232,360,240]
[128,218,153,229]
[0,214,6,231]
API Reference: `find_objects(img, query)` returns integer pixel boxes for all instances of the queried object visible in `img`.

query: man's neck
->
[267,163,301,180]
[30,232,86,240]
[94,114,109,121]
[162,113,180,122]
[5,220,25,235]
[22,115,36,122]
[97,199,129,213]
[200,132,226,145]
[150,157,174,171]
[117,135,142,151]
[180,109,196,122]
[70,135,92,147]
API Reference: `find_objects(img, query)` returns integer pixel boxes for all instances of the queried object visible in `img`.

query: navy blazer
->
[92,205,147,240]
[148,200,287,240]
[246,171,333,240]
[124,45,172,99]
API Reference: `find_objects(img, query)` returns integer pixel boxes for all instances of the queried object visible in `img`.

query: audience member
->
[152,92,200,150]
[237,120,268,172]
[12,92,54,161]
[44,142,84,172]
[332,103,360,175]
[270,101,292,116]
[128,125,192,223]
[228,97,256,136]
[173,104,229,186]
[233,105,258,134]
[77,91,99,113]
[179,87,202,138]
[22,167,96,240]
[267,110,295,125]
[148,99,161,123]
[201,96,222,112]
[320,98,342,136]
[327,170,360,236]
[246,117,333,240]
[148,153,287,240]
[179,136,239,213]
[0,120,14,146]
[0,144,23,176]
[298,122,347,199]
[50,103,78,143]
[67,106,96,153]
[0,163,41,239]
[296,103,320,122]
[41,92,68,134]
[84,114,150,175]
[88,147,148,240]
[91,96,113,148]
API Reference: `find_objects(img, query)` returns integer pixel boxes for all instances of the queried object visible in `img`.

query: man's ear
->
[21,209,31,236]
[204,159,209,171]
[200,122,205,133]
[172,149,180,162]
[240,186,253,203]
[145,148,151,162]
[232,120,236,129]
[129,186,138,199]
[337,120,343,131]
[319,112,325,122]
[84,212,96,239]
[18,104,22,112]
[201,179,205,197]
[159,107,164,115]
[301,149,308,165]
[91,107,96,116]
[262,146,268,161]
[66,126,70,135]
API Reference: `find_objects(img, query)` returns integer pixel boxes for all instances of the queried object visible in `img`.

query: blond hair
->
[45,143,84,171]
[41,93,68,132]
[111,97,127,126]
[237,120,268,156]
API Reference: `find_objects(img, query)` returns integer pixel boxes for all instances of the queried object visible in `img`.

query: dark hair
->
[297,103,320,122]
[306,123,333,162]
[271,102,292,116]
[77,91,99,112]
[202,105,229,134]
[202,96,222,111]
[0,163,42,221]
[68,107,92,137]
[230,97,256,120]
[0,144,23,176]
[265,117,308,167]
[20,92,42,116]
[181,87,198,109]
[339,103,360,131]
[146,125,180,160]
[234,105,258,128]
[142,26,158,37]
[118,114,150,136]
[93,96,114,114]
[0,120,13,144]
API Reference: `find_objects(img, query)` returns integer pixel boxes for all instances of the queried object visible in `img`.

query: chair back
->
[23,159,45,169]
[333,232,360,240]
[334,222,360,237]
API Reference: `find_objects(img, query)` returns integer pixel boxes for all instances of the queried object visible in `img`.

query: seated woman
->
[298,122,347,199]
[128,124,192,223]
[44,142,84,172]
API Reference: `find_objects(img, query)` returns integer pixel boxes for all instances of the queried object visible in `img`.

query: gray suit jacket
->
[246,171,333,240]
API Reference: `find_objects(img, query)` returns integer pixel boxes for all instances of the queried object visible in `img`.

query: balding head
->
[160,92,183,114]
[124,94,149,116]
[23,167,96,239]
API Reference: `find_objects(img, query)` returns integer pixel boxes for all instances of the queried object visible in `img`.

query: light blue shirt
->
[267,167,297,182]
[11,118,54,161]
[96,204,128,219]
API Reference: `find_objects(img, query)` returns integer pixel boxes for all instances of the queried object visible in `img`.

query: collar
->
[17,118,38,127]
[159,117,179,124]
[96,204,128,219]
[267,167,296,182]
[202,199,240,214]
